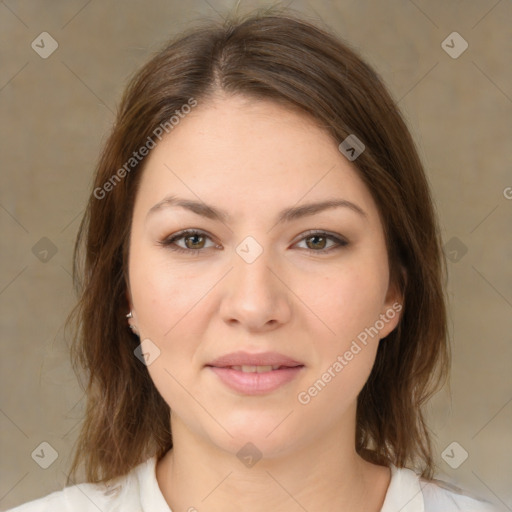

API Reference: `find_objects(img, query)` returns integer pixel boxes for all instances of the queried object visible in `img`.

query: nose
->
[219,244,292,332]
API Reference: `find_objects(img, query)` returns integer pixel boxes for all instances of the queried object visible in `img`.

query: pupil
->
[309,235,325,249]
[187,235,203,248]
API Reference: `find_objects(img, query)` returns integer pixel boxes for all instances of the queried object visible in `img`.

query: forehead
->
[133,95,380,224]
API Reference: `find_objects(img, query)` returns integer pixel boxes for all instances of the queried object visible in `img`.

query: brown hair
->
[66,6,449,485]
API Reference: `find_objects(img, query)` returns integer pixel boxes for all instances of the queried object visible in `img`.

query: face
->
[127,93,402,457]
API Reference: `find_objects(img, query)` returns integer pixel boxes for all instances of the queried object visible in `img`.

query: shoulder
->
[5,480,131,512]
[382,465,502,512]
[421,477,501,512]
[4,460,151,512]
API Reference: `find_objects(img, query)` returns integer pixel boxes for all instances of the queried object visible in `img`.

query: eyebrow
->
[146,195,367,224]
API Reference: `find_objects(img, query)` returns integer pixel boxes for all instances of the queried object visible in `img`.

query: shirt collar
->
[138,455,173,511]
[139,456,426,512]
[380,464,425,512]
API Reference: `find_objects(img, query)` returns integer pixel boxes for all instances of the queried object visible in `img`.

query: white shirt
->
[6,455,501,511]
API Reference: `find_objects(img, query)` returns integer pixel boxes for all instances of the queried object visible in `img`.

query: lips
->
[206,351,304,395]
[206,350,303,369]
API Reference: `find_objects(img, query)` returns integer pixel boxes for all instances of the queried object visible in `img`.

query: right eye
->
[158,229,220,255]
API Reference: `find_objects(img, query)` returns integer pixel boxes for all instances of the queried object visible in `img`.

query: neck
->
[156,411,390,512]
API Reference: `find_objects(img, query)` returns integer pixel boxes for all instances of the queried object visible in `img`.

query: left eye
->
[296,231,348,252]
[159,229,348,255]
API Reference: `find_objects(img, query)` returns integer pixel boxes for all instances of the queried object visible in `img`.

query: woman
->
[8,8,499,512]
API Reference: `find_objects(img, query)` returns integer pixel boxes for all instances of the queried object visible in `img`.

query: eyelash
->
[158,229,348,256]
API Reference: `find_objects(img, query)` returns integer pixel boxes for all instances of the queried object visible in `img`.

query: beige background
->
[1,0,511,510]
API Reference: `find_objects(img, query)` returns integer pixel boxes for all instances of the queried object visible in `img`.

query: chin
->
[205,410,303,459]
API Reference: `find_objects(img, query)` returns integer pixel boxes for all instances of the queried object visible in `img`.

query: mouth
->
[205,352,305,394]
[218,364,301,373]
[206,350,304,369]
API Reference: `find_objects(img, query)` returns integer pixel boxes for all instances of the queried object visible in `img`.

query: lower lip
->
[207,366,304,395]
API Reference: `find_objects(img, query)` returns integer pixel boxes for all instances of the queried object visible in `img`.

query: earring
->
[126,311,139,335]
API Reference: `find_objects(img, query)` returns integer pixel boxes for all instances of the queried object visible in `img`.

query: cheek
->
[295,262,385,413]
[129,257,205,410]
[301,256,388,344]
[129,247,210,338]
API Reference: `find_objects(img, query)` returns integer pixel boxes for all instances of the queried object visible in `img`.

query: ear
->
[125,273,135,312]
[379,265,406,339]
[125,286,138,324]
[124,287,140,336]
[126,287,133,311]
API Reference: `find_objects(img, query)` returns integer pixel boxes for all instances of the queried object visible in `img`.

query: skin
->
[127,92,403,512]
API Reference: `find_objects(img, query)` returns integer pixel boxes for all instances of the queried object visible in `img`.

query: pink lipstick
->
[206,351,304,395]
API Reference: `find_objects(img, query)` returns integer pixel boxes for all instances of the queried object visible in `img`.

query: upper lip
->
[206,351,303,368]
